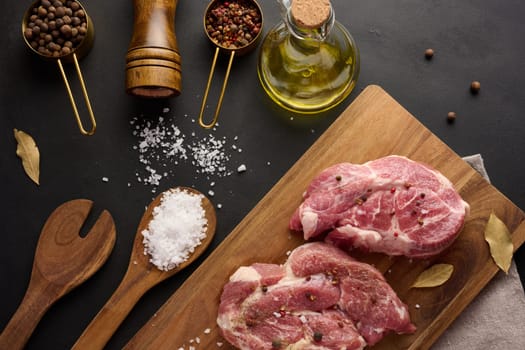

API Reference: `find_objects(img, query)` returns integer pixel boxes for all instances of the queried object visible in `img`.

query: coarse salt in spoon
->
[72,187,216,350]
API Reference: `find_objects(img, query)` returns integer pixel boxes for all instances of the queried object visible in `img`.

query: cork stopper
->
[291,0,331,29]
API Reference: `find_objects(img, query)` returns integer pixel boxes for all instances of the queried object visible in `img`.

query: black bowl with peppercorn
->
[203,0,263,56]
[22,0,94,63]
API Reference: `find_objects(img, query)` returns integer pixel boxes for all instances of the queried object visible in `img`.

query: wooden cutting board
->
[125,85,525,350]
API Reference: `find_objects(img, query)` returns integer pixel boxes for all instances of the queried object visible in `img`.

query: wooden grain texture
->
[125,0,181,97]
[124,85,525,350]
[72,188,216,350]
[0,199,116,350]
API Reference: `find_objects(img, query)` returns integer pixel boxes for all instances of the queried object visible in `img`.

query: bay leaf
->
[412,263,454,288]
[14,129,40,185]
[484,212,513,273]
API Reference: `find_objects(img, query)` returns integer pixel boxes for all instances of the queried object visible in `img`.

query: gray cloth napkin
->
[432,154,525,349]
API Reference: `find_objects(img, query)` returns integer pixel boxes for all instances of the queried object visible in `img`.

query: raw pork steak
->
[289,156,469,258]
[217,242,415,349]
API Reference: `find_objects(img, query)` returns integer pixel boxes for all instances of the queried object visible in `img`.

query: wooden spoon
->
[72,187,217,350]
[0,199,116,350]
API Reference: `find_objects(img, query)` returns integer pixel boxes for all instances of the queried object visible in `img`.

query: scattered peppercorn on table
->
[1,1,525,349]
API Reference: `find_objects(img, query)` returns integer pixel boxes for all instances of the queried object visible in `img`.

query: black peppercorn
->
[470,81,481,94]
[313,331,323,342]
[425,48,434,59]
[24,0,88,57]
[24,28,33,40]
[55,6,65,17]
[38,6,47,17]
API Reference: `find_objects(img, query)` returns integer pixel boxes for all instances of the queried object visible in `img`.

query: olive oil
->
[257,0,359,114]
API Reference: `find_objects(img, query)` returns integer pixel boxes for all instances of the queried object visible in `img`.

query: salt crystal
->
[217,342,223,347]
[415,304,421,309]
[142,188,207,271]
[299,315,307,323]
[163,107,170,113]
[195,337,201,344]
[208,190,215,197]
[204,328,211,334]
[131,114,237,188]
[102,177,109,182]
[237,164,247,173]
[217,204,222,209]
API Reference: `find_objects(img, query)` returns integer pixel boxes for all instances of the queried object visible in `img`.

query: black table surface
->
[1,0,524,349]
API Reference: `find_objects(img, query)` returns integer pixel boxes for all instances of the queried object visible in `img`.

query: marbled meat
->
[217,242,416,349]
[289,155,469,258]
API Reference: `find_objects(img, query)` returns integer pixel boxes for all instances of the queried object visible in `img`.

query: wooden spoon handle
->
[71,270,153,350]
[0,272,59,350]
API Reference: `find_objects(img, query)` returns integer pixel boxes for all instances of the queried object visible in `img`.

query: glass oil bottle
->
[257,0,359,114]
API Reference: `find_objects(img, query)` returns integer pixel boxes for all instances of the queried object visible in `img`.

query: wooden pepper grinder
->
[125,0,181,98]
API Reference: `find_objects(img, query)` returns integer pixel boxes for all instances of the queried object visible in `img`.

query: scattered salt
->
[130,114,249,206]
[237,164,247,173]
[190,134,232,177]
[142,188,208,271]
[133,117,187,187]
